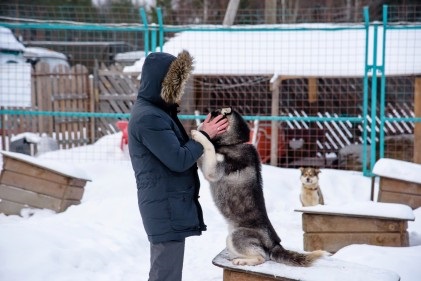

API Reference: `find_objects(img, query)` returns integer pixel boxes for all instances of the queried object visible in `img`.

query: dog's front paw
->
[191,129,209,144]
[191,130,201,141]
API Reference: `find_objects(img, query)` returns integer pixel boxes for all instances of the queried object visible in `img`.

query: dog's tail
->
[269,244,326,267]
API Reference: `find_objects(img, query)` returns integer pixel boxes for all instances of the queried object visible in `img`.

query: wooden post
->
[414,77,421,164]
[89,70,96,145]
[270,76,281,166]
[308,78,318,103]
[0,106,5,151]
[223,0,240,26]
[265,0,277,24]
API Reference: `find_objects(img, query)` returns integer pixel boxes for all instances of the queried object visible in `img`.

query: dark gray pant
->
[149,240,185,281]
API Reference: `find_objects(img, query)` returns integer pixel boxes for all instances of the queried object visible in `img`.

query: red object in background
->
[116,121,129,150]
[249,122,285,164]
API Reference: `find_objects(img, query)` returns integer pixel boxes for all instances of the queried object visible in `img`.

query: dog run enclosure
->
[0,4,420,176]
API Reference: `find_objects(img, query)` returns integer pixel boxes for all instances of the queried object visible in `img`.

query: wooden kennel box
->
[0,151,91,215]
[373,158,421,209]
[212,248,400,281]
[295,202,414,253]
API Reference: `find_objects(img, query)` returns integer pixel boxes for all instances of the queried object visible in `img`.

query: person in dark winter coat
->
[128,50,228,281]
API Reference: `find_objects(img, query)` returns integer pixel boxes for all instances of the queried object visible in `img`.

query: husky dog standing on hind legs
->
[191,107,327,266]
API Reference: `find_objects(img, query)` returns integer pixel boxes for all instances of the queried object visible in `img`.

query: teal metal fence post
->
[362,6,371,176]
[379,5,388,159]
[369,23,379,175]
[151,26,157,52]
[139,7,149,55]
[156,7,164,52]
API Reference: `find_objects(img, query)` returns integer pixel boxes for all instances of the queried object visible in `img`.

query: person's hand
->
[199,113,229,139]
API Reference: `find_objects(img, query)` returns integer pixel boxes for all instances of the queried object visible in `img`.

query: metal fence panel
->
[0,4,419,176]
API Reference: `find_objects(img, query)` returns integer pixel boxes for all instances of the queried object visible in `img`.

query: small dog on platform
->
[299,167,324,207]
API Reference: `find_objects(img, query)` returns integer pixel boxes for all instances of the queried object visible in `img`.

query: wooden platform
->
[373,158,421,209]
[212,249,400,281]
[295,202,414,253]
[0,151,91,215]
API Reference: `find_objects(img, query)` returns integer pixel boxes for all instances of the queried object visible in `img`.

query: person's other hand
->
[199,113,229,139]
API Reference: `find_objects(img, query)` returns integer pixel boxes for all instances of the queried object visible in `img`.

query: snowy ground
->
[0,133,420,281]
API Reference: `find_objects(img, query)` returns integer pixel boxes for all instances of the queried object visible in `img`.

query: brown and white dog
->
[299,167,324,207]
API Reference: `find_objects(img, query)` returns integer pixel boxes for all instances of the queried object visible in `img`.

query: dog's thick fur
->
[299,167,324,207]
[191,108,325,267]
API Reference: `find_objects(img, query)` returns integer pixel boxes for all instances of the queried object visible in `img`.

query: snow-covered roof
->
[213,248,400,281]
[125,24,421,77]
[0,26,25,52]
[373,158,421,184]
[0,151,92,181]
[295,201,415,221]
[23,47,68,60]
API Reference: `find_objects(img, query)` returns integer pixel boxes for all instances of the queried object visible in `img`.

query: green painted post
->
[156,7,164,52]
[362,6,371,176]
[139,7,149,55]
[379,5,388,159]
[151,28,157,52]
[370,24,379,174]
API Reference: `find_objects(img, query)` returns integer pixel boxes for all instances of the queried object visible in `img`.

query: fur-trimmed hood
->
[137,50,194,108]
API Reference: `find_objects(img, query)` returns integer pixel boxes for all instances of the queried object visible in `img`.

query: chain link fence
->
[0,4,420,175]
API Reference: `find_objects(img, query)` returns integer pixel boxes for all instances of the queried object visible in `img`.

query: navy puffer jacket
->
[128,51,206,243]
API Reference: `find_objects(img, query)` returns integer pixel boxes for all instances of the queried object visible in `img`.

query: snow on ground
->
[0,133,420,281]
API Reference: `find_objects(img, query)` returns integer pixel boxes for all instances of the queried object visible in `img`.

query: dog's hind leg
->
[226,228,267,266]
[191,130,223,182]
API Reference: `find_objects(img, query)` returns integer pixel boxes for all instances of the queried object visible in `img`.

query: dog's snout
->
[210,110,221,118]
[306,177,311,182]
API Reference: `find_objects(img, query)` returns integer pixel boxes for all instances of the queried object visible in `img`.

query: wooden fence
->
[1,64,419,169]
[95,64,137,138]
[1,63,138,151]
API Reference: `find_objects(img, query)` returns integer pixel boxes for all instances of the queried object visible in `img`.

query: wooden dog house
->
[295,202,414,253]
[0,151,91,215]
[373,158,421,209]
[212,248,399,281]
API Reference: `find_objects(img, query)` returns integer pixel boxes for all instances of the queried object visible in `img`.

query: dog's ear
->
[315,168,321,175]
[299,167,304,173]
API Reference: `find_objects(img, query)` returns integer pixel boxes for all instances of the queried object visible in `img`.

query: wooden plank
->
[69,66,78,148]
[378,190,421,209]
[68,178,88,187]
[58,67,68,149]
[3,154,89,183]
[0,198,27,215]
[1,171,84,200]
[59,198,81,212]
[64,66,73,148]
[302,213,407,233]
[270,76,280,166]
[213,248,400,281]
[3,157,69,185]
[117,76,137,95]
[105,73,127,96]
[223,269,293,281]
[0,184,79,212]
[63,185,84,201]
[35,63,53,134]
[380,177,421,195]
[304,232,409,253]
[1,170,66,197]
[414,77,421,164]
[308,78,318,103]
[89,74,96,144]
[76,65,89,147]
